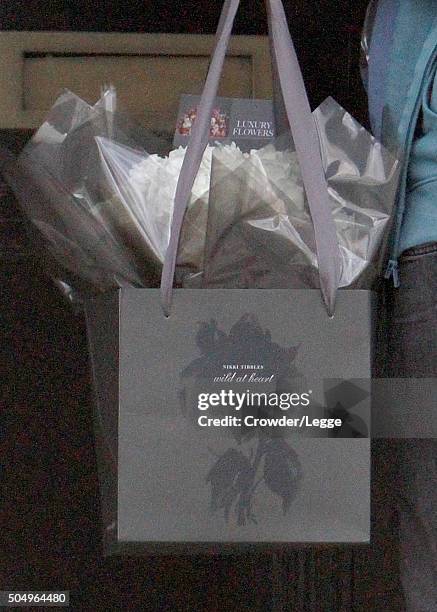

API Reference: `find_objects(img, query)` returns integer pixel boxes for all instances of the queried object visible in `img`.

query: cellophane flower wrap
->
[2,89,399,303]
[195,97,400,291]
[2,88,215,302]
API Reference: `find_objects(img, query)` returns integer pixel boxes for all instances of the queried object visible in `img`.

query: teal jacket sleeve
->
[379,1,437,260]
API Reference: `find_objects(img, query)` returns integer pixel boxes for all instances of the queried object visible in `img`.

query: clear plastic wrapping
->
[195,98,400,291]
[360,0,378,91]
[95,136,213,272]
[1,90,399,305]
[2,89,212,303]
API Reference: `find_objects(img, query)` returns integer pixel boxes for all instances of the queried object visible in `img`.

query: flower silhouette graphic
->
[179,314,303,526]
[178,315,370,526]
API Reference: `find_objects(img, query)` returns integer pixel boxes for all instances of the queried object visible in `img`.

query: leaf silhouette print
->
[235,464,257,526]
[205,448,252,521]
[263,438,302,514]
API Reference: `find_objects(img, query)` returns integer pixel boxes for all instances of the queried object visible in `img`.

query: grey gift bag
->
[85,0,372,553]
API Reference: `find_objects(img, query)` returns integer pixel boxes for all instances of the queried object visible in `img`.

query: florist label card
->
[173,95,275,151]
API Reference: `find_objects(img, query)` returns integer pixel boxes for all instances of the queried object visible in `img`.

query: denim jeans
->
[385,242,437,611]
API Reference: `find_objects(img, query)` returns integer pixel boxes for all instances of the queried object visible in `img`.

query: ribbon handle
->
[161,0,341,316]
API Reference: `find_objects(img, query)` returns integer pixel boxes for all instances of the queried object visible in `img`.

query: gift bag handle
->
[161,0,341,316]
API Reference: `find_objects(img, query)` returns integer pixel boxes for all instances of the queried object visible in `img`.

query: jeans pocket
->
[400,240,437,260]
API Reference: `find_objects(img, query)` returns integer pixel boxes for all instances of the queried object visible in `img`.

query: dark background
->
[0,0,370,125]
[1,1,403,610]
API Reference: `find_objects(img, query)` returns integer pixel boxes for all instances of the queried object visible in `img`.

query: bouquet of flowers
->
[1,88,399,304]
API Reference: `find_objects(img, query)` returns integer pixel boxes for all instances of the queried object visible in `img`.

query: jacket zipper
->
[384,258,400,287]
[383,19,437,287]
